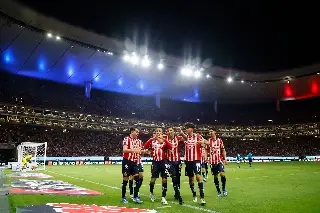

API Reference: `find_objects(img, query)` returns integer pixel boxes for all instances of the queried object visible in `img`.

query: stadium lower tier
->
[0,123,319,161]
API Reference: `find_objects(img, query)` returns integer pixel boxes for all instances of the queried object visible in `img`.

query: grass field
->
[7,162,320,213]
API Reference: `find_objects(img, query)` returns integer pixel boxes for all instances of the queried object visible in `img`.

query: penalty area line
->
[47,171,219,213]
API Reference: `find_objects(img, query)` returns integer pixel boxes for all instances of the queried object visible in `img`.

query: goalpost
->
[17,142,47,171]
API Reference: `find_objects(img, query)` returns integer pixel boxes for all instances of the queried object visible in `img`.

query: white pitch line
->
[47,171,219,213]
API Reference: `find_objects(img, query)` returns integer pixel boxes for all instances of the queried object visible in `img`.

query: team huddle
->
[121,122,227,206]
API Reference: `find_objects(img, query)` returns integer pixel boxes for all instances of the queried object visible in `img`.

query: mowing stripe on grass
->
[47,171,219,213]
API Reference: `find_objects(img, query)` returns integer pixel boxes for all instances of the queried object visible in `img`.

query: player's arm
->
[122,137,140,154]
[220,139,227,164]
[176,127,188,140]
[138,140,150,155]
[142,138,153,150]
[196,133,208,146]
[123,145,141,154]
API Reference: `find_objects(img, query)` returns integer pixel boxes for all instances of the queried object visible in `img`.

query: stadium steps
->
[0,168,10,213]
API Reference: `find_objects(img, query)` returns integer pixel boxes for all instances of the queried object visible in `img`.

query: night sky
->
[17,1,320,72]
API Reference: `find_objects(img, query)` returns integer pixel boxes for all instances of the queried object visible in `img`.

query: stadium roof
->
[1,0,320,103]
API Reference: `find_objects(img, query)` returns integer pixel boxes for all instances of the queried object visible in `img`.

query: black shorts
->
[151,160,170,178]
[122,158,138,177]
[211,163,225,176]
[168,161,182,177]
[248,158,252,163]
[137,163,144,173]
[185,160,202,177]
[201,162,208,170]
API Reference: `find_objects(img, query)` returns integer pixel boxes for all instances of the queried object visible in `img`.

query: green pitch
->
[8,162,320,213]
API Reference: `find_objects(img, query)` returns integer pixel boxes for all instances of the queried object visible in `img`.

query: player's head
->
[155,128,163,136]
[167,127,174,137]
[129,127,139,138]
[209,129,217,139]
[184,122,195,135]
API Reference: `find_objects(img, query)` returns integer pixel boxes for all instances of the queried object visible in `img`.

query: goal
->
[17,142,47,171]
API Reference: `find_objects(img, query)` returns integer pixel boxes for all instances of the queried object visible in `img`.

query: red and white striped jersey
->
[164,135,183,161]
[208,138,225,165]
[143,138,172,161]
[122,136,141,162]
[201,146,208,163]
[183,133,204,162]
[136,139,143,165]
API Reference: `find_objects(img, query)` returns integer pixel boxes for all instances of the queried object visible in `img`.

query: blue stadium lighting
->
[118,79,123,86]
[139,82,144,90]
[93,70,100,82]
[3,51,13,64]
[37,58,46,72]
[93,75,100,82]
[67,67,73,76]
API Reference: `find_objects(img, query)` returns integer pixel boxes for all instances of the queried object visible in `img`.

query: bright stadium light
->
[130,52,140,65]
[181,67,193,77]
[123,54,130,62]
[241,80,244,83]
[194,70,202,78]
[227,77,233,83]
[47,33,52,38]
[206,74,211,79]
[141,55,151,68]
[157,63,164,70]
[56,36,61,40]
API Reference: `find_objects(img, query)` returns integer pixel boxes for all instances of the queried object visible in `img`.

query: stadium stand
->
[0,73,319,159]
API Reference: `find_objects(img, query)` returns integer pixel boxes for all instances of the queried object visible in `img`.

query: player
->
[204,129,227,197]
[236,154,241,168]
[121,127,148,204]
[201,146,209,182]
[165,127,184,201]
[143,128,183,205]
[22,154,33,170]
[178,122,206,206]
[129,129,145,200]
[248,152,253,167]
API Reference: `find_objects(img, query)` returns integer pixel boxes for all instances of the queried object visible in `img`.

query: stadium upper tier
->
[1,0,320,103]
[0,103,319,138]
[1,72,320,125]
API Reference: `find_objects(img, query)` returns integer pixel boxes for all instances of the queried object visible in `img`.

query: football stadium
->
[0,1,320,213]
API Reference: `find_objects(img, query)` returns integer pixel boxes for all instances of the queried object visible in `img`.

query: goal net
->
[17,142,47,171]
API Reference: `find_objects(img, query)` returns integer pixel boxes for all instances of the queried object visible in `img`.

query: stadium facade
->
[1,0,320,104]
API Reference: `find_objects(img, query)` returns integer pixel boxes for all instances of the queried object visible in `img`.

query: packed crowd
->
[0,103,319,138]
[0,123,319,157]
